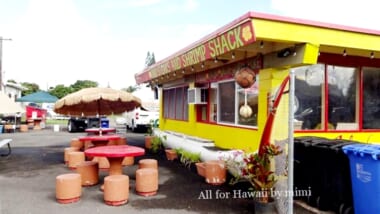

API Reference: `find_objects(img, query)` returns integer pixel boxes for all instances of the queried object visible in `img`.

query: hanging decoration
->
[235,66,255,118]
[239,89,253,118]
[234,66,256,89]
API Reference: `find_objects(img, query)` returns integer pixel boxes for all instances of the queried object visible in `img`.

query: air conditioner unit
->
[188,88,207,104]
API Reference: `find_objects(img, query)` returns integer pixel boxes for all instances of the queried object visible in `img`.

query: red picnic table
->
[85,127,116,136]
[84,145,145,175]
[78,134,121,147]
[85,145,145,191]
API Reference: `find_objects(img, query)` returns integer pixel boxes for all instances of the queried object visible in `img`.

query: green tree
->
[48,84,72,99]
[21,82,40,96]
[122,85,139,93]
[70,80,98,92]
[7,79,16,84]
[145,51,156,67]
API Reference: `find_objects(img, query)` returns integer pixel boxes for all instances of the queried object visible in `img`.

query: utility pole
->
[0,37,12,91]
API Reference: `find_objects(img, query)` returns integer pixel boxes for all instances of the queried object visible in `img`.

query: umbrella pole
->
[97,100,102,136]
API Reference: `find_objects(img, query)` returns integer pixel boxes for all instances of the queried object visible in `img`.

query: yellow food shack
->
[135,12,380,152]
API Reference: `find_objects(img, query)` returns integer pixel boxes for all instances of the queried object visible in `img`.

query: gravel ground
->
[0,125,329,214]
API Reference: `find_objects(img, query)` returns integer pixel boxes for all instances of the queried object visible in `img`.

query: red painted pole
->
[259,75,290,155]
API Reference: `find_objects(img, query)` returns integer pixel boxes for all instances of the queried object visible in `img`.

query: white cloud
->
[2,0,207,90]
[149,0,199,15]
[183,0,199,12]
[271,0,379,30]
[5,0,376,92]
[3,0,137,89]
[127,0,162,7]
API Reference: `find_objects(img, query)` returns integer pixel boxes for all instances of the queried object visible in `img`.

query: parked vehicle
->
[124,107,159,132]
[67,116,108,133]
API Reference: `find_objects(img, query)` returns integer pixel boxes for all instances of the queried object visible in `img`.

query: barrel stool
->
[138,159,158,169]
[70,138,84,150]
[55,173,82,204]
[204,160,226,185]
[107,139,118,145]
[135,168,158,196]
[76,161,99,186]
[104,175,129,206]
[27,119,34,129]
[122,157,134,166]
[4,124,15,133]
[117,137,127,145]
[20,124,28,132]
[108,136,127,146]
[83,141,94,150]
[64,147,80,165]
[68,151,85,170]
[92,157,110,170]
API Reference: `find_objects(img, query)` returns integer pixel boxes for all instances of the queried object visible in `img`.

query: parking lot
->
[0,126,324,214]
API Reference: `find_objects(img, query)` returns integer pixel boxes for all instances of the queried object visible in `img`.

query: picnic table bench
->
[0,139,12,156]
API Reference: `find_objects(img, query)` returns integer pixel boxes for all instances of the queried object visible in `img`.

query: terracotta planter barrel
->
[145,136,153,149]
[55,173,82,204]
[165,149,178,161]
[204,160,226,185]
[104,175,129,206]
[195,162,206,177]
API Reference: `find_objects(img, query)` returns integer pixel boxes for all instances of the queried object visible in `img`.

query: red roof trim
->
[250,11,380,36]
[136,11,380,84]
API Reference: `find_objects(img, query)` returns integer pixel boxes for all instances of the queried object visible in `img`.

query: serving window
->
[293,63,360,131]
[196,78,259,128]
[362,67,380,129]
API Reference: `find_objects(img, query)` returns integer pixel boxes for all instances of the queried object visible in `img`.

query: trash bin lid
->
[342,144,380,160]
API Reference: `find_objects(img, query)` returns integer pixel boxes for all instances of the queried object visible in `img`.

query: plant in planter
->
[144,123,154,149]
[221,144,283,203]
[176,149,201,169]
[150,135,166,154]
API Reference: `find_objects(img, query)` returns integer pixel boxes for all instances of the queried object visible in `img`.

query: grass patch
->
[46,119,68,125]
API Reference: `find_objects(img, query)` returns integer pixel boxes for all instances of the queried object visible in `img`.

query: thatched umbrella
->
[53,87,141,116]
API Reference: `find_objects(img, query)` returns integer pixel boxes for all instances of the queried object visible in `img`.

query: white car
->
[124,107,159,132]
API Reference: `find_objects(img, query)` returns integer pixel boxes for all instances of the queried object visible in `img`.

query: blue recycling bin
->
[342,144,380,214]
[0,125,3,134]
[100,118,109,128]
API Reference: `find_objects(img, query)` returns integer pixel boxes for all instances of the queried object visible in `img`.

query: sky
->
[0,0,379,92]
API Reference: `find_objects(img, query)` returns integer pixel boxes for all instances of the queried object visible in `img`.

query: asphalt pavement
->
[0,125,331,214]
